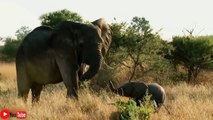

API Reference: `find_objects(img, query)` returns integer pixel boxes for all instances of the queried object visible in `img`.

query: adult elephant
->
[16,18,112,102]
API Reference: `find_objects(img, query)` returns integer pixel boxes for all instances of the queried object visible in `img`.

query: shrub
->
[114,93,155,120]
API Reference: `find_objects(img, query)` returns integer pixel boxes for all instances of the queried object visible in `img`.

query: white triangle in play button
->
[3,112,8,116]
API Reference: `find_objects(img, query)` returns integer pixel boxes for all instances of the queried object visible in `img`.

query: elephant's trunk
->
[109,80,117,93]
[109,81,125,96]
[80,48,102,81]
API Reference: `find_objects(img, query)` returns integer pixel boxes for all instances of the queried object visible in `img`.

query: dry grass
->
[0,62,16,80]
[197,70,213,84]
[0,63,213,120]
[151,83,213,120]
[0,62,16,92]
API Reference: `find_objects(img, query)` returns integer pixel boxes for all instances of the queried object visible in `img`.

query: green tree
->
[15,26,31,41]
[39,9,83,28]
[168,36,213,82]
[112,17,158,81]
[1,37,19,60]
[0,26,31,61]
[125,17,157,81]
[106,17,178,83]
[106,22,128,66]
[0,37,4,58]
[108,17,176,84]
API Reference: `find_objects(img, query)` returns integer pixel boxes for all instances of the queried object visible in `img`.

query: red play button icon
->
[0,109,10,119]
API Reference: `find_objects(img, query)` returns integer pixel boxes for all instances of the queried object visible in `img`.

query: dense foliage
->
[107,17,176,83]
[0,26,31,61]
[40,9,83,28]
[166,36,213,82]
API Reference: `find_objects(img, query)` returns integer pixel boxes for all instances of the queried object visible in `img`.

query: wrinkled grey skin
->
[79,19,112,77]
[109,81,166,109]
[109,81,148,106]
[16,18,111,103]
[147,83,166,109]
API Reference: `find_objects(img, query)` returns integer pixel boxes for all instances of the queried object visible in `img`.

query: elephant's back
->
[19,26,53,58]
[122,82,148,99]
[132,82,148,98]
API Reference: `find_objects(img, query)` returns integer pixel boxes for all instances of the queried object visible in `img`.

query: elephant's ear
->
[92,18,112,58]
[92,18,112,47]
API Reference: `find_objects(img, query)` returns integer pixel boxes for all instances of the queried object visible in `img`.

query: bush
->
[168,36,213,82]
[114,93,155,120]
[0,38,20,61]
[0,26,31,61]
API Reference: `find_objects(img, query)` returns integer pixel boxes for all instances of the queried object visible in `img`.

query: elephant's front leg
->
[56,53,79,98]
[63,66,79,98]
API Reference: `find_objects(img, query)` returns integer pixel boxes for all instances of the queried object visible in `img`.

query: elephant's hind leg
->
[31,83,43,103]
[18,87,30,102]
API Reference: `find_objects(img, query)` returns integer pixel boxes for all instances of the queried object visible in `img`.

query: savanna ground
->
[0,63,213,120]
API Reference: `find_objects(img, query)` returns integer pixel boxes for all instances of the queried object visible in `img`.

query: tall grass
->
[0,63,213,120]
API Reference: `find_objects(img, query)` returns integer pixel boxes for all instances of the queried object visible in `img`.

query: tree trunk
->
[129,62,137,82]
[187,67,192,82]
[192,66,200,83]
[188,66,200,83]
[128,52,140,82]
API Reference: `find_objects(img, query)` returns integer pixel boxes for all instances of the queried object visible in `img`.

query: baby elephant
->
[109,81,166,109]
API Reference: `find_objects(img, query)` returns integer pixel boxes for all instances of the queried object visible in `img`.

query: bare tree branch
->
[119,61,131,68]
